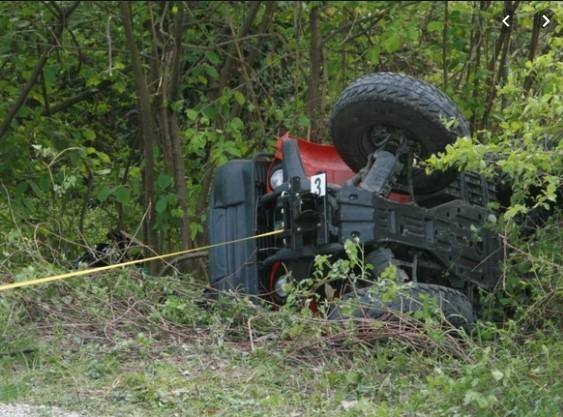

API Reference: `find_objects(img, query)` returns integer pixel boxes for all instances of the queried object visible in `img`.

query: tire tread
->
[330,282,476,328]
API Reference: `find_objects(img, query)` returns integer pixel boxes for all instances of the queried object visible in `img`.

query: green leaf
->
[97,187,111,202]
[156,197,168,214]
[382,32,401,53]
[171,207,184,219]
[204,64,219,81]
[229,117,244,131]
[83,128,96,141]
[43,65,58,85]
[233,90,245,106]
[427,21,443,33]
[298,114,310,128]
[190,222,204,241]
[113,80,126,93]
[186,109,198,121]
[201,104,217,120]
[368,46,380,64]
[171,100,183,112]
[207,51,220,65]
[27,180,45,198]
[97,152,111,164]
[86,75,101,87]
[156,174,173,190]
[491,369,504,381]
[113,186,131,204]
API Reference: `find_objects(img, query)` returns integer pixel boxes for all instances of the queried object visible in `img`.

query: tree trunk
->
[481,1,518,129]
[195,2,261,249]
[210,1,261,104]
[523,12,542,94]
[442,1,448,92]
[149,3,193,264]
[168,4,192,257]
[119,1,160,275]
[231,1,277,123]
[306,5,323,142]
[469,1,488,132]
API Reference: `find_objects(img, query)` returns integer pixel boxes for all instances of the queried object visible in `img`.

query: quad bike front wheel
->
[330,73,471,194]
[329,282,476,329]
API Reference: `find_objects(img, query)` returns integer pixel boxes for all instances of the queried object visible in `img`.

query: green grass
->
[1,219,561,416]
[1,274,561,417]
[2,330,561,416]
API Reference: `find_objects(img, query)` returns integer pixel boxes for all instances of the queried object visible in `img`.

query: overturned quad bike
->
[207,73,503,328]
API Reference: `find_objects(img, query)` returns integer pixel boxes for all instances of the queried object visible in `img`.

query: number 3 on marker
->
[310,172,326,197]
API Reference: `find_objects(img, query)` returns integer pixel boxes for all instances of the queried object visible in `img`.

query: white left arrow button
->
[502,15,510,27]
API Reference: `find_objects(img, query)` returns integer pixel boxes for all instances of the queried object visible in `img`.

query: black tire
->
[329,282,475,329]
[330,73,470,194]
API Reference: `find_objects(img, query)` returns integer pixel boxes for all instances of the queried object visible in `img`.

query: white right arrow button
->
[542,14,550,28]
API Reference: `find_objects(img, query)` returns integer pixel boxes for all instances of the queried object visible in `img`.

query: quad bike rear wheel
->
[330,73,471,194]
[329,282,475,329]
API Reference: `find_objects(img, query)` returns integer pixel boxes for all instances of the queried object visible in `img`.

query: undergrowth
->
[0,219,561,417]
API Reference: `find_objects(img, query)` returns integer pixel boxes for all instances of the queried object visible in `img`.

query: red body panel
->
[274,133,355,185]
[271,133,411,203]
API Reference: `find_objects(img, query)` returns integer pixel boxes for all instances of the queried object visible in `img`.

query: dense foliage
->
[0,1,560,266]
[0,1,561,416]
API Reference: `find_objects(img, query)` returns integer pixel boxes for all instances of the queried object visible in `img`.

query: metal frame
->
[260,139,500,293]
[209,138,501,300]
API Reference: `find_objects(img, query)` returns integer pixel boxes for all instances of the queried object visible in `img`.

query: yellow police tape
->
[0,229,284,292]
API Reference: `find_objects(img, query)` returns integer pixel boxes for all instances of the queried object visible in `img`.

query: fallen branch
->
[284,317,471,362]
[159,251,209,276]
